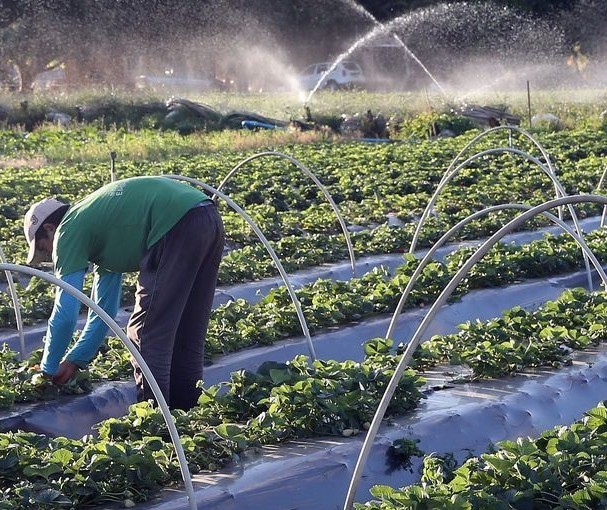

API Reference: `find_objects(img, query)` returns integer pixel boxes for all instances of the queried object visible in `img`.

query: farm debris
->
[164,97,305,133]
[459,104,521,127]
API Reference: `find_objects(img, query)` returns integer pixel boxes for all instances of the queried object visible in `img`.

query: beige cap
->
[23,198,66,265]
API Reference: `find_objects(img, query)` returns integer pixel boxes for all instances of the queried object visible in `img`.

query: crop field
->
[2,91,607,509]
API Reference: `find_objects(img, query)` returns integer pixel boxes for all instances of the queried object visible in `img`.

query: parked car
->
[31,67,67,91]
[298,61,366,91]
[0,62,21,92]
[135,72,227,92]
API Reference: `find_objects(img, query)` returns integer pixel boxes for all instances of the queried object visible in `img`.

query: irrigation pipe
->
[344,194,607,510]
[0,263,198,510]
[214,151,356,276]
[410,125,563,254]
[385,203,607,340]
[164,174,317,361]
[444,126,560,193]
[110,151,117,182]
[409,146,594,290]
[0,245,25,359]
[595,163,607,227]
[411,146,566,253]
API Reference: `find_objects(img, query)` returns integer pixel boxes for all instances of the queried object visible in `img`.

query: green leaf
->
[51,448,74,466]
[484,456,515,474]
[31,488,72,505]
[23,462,63,480]
[369,484,398,498]
[104,443,127,458]
[269,368,291,385]
[214,423,248,450]
[364,337,393,356]
[0,451,19,470]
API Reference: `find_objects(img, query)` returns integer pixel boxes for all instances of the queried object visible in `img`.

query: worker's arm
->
[64,271,122,368]
[40,270,86,376]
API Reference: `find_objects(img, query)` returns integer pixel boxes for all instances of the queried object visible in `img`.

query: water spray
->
[305,16,446,104]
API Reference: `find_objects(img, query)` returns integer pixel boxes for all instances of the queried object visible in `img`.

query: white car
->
[135,73,227,92]
[298,61,366,91]
[31,67,67,91]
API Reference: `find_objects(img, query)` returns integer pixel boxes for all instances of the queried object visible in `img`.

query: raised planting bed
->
[357,400,607,509]
[0,267,594,439]
[2,273,607,508]
[129,346,607,510]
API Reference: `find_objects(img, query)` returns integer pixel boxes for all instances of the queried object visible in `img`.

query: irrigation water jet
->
[305,15,445,103]
[307,0,446,100]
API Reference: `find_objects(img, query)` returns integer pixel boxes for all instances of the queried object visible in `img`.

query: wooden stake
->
[527,80,532,128]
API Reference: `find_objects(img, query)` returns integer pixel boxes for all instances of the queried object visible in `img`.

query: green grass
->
[1,87,606,167]
[2,86,605,122]
[0,124,341,168]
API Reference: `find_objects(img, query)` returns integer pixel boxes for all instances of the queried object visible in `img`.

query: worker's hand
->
[51,360,80,385]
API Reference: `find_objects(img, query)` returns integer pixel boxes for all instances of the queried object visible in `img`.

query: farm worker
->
[23,176,225,410]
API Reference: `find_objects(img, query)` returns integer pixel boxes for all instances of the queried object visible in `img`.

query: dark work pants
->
[127,202,225,410]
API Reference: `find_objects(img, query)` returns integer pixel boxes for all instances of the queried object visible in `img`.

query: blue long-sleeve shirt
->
[40,270,122,375]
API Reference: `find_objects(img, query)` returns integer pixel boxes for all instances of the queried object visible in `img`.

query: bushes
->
[393,111,477,139]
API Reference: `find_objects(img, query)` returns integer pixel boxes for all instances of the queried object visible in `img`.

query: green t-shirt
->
[53,176,209,276]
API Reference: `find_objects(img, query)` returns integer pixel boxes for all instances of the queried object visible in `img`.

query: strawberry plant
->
[359,402,607,509]
[2,122,607,507]
[411,288,607,380]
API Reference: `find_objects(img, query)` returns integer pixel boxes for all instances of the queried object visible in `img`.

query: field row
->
[2,281,607,508]
[2,123,607,508]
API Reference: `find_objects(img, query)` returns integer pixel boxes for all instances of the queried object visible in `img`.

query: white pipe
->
[214,151,357,276]
[386,203,607,340]
[344,194,607,510]
[0,245,25,359]
[0,263,198,510]
[410,125,564,255]
[595,163,607,227]
[409,146,594,290]
[163,175,317,360]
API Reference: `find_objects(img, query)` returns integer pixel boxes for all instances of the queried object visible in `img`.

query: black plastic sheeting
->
[217,216,601,305]
[0,269,592,439]
[0,217,606,509]
[0,382,135,438]
[131,346,607,510]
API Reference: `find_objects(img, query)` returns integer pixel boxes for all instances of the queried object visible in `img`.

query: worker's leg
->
[170,204,224,410]
[128,205,216,406]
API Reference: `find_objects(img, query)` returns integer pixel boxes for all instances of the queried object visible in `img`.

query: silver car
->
[298,61,366,91]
